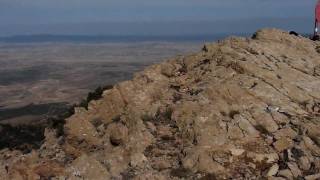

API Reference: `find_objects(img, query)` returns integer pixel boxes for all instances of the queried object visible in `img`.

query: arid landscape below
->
[0,42,201,125]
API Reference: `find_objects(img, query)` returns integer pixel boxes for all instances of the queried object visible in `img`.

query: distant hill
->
[0,34,240,43]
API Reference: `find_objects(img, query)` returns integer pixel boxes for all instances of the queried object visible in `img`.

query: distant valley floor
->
[0,42,201,125]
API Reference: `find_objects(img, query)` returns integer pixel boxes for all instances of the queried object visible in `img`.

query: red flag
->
[316,0,320,22]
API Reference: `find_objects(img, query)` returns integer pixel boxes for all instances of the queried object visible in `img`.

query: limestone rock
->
[278,169,293,180]
[2,29,320,179]
[266,164,279,177]
[273,138,294,152]
[298,156,311,171]
[229,148,245,156]
[287,162,302,178]
[108,123,128,146]
[273,128,297,140]
[67,154,110,180]
[305,173,320,180]
[130,153,147,168]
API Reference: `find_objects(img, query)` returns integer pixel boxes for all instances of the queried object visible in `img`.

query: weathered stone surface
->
[278,169,293,180]
[287,162,302,178]
[298,156,311,171]
[2,29,320,179]
[266,164,279,177]
[303,136,320,156]
[67,154,110,180]
[130,153,148,168]
[273,138,294,152]
[108,123,128,146]
[305,173,320,180]
[246,152,279,163]
[229,148,245,156]
[273,127,297,140]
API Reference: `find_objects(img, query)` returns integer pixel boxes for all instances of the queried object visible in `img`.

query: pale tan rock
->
[298,156,311,171]
[303,136,320,156]
[305,124,320,145]
[130,153,147,168]
[64,112,101,146]
[153,160,171,170]
[135,173,167,180]
[157,125,172,139]
[227,125,245,140]
[247,152,279,163]
[236,115,260,136]
[266,164,279,177]
[182,155,197,170]
[197,153,225,174]
[278,169,293,180]
[108,123,128,146]
[273,128,297,140]
[67,154,110,180]
[229,148,245,156]
[251,110,279,133]
[273,138,294,152]
[160,62,176,77]
[267,177,286,180]
[146,122,156,133]
[305,173,320,180]
[287,162,302,178]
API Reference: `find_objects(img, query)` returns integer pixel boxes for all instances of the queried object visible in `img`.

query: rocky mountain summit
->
[1,29,320,179]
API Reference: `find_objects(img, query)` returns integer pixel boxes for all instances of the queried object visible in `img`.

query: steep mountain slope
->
[1,29,320,179]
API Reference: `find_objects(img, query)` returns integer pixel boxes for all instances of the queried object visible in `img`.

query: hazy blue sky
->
[0,0,317,36]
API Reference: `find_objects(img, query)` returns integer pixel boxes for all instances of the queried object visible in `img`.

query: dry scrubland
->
[0,42,200,125]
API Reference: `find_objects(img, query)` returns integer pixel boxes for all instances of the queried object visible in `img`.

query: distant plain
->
[0,42,201,124]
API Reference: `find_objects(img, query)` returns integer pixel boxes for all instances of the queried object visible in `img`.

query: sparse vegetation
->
[141,113,154,122]
[47,104,76,137]
[0,124,46,153]
[79,85,113,109]
[0,84,113,152]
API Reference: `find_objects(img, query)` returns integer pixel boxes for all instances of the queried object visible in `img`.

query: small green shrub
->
[79,85,113,109]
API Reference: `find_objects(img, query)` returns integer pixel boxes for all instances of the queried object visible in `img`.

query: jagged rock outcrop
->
[2,29,320,179]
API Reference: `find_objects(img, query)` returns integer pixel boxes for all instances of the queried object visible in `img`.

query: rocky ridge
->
[1,29,320,179]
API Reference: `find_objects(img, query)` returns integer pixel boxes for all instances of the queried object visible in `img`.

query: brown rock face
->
[2,29,320,179]
[109,123,128,146]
